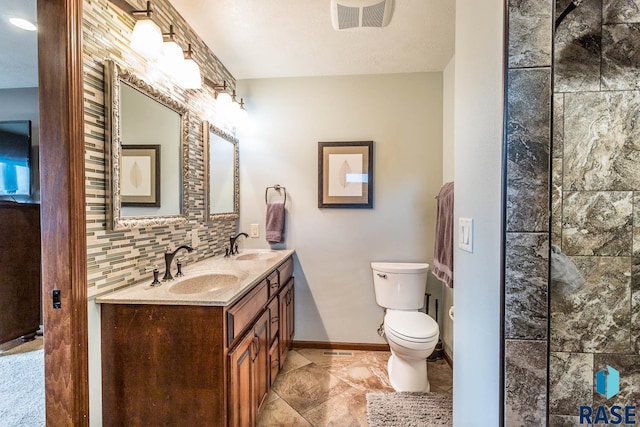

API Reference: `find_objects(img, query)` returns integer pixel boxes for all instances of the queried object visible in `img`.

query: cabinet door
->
[253,310,270,418]
[286,279,295,346]
[228,331,254,427]
[279,279,295,367]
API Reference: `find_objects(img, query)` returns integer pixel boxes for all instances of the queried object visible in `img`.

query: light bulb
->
[131,19,163,59]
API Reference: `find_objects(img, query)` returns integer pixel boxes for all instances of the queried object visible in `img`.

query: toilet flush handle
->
[377,273,387,279]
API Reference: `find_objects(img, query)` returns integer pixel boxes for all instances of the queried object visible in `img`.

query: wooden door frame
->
[38,0,89,425]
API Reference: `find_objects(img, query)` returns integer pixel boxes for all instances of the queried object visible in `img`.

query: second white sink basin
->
[168,272,243,295]
[235,252,278,261]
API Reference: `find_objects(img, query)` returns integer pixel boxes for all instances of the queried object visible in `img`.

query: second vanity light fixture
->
[207,80,248,126]
[129,2,202,89]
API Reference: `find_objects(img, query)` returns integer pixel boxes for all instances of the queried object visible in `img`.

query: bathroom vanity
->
[97,250,294,427]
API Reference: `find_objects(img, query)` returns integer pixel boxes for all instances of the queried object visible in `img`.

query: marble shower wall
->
[504,0,552,425]
[550,0,640,419]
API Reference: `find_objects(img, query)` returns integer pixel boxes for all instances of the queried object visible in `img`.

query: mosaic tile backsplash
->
[83,0,238,297]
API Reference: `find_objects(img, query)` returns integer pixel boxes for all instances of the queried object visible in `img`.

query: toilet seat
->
[384,311,439,344]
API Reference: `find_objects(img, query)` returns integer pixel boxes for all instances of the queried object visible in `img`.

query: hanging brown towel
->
[433,182,454,287]
[266,202,285,244]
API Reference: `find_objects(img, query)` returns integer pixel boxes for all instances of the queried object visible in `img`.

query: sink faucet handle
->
[176,259,184,277]
[144,265,162,286]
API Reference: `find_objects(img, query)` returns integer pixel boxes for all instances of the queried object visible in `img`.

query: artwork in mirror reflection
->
[203,121,239,221]
[104,60,189,230]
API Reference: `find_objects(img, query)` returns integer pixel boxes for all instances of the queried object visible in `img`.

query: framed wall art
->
[121,144,160,207]
[318,141,373,208]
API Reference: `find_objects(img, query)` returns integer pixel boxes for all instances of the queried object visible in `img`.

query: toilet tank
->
[371,262,429,310]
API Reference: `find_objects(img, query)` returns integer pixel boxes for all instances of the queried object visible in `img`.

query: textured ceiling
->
[0,0,455,88]
[168,0,455,79]
[0,0,38,89]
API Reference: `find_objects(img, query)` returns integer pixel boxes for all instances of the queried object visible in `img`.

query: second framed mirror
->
[203,121,239,221]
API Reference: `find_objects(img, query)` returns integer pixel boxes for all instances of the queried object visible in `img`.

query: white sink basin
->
[235,252,278,261]
[168,272,242,295]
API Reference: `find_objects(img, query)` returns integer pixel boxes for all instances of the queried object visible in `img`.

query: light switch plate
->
[458,217,473,253]
[250,223,259,238]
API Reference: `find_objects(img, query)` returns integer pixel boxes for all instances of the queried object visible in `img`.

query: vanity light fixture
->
[237,98,248,125]
[160,25,184,78]
[214,81,233,109]
[9,17,37,32]
[205,79,249,127]
[130,1,163,59]
[179,44,202,89]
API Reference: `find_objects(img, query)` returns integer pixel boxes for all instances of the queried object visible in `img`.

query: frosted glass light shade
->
[237,107,248,126]
[216,91,232,111]
[180,58,202,89]
[159,40,184,77]
[131,19,163,59]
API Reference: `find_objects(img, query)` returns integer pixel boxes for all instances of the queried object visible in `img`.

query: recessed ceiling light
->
[9,17,37,32]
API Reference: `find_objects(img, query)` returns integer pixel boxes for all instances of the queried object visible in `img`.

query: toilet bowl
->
[384,309,439,392]
[371,262,440,392]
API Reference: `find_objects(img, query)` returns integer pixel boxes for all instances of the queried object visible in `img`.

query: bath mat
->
[366,392,452,427]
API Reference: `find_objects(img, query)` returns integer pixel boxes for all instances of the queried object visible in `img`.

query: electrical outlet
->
[250,223,259,238]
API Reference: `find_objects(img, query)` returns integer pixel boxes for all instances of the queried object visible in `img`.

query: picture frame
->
[121,145,161,207]
[318,141,373,208]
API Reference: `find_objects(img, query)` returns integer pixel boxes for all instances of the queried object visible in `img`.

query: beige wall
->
[237,73,443,343]
[453,0,504,424]
[441,57,455,358]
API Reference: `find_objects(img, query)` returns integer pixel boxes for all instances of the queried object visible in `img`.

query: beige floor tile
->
[427,359,453,391]
[329,362,393,392]
[280,349,313,374]
[261,349,454,425]
[258,394,313,427]
[302,388,368,427]
[272,363,352,414]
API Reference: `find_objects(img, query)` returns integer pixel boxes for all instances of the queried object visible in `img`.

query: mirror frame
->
[104,60,189,230]
[203,121,239,221]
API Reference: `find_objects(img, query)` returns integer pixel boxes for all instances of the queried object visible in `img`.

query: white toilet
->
[371,262,439,392]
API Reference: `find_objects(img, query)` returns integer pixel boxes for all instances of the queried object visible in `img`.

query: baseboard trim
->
[293,340,390,352]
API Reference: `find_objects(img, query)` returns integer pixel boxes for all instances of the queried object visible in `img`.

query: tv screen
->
[0,120,31,196]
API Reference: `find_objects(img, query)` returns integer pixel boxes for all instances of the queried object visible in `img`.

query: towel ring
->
[265,184,287,205]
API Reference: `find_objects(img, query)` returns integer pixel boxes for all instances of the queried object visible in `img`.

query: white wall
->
[0,87,40,203]
[237,73,443,343]
[441,57,455,358]
[453,1,504,426]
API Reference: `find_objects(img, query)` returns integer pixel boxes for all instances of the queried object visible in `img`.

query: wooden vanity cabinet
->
[228,310,270,427]
[101,255,294,427]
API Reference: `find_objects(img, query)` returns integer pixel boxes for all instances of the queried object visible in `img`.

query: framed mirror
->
[203,121,239,221]
[104,60,189,230]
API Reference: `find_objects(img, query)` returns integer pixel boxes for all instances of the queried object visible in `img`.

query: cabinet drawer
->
[278,257,293,288]
[269,337,280,386]
[266,270,280,298]
[268,297,279,343]
[227,279,268,347]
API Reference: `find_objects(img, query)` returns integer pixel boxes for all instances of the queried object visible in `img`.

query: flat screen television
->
[0,120,32,196]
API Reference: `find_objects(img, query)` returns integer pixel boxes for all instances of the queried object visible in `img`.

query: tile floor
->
[258,348,453,427]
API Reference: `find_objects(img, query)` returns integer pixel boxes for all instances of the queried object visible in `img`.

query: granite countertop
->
[95,249,295,307]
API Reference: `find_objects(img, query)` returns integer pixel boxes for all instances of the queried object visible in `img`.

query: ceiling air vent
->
[331,0,395,30]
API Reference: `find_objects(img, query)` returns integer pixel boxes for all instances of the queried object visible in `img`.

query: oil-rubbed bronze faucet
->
[225,232,248,256]
[163,245,194,281]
